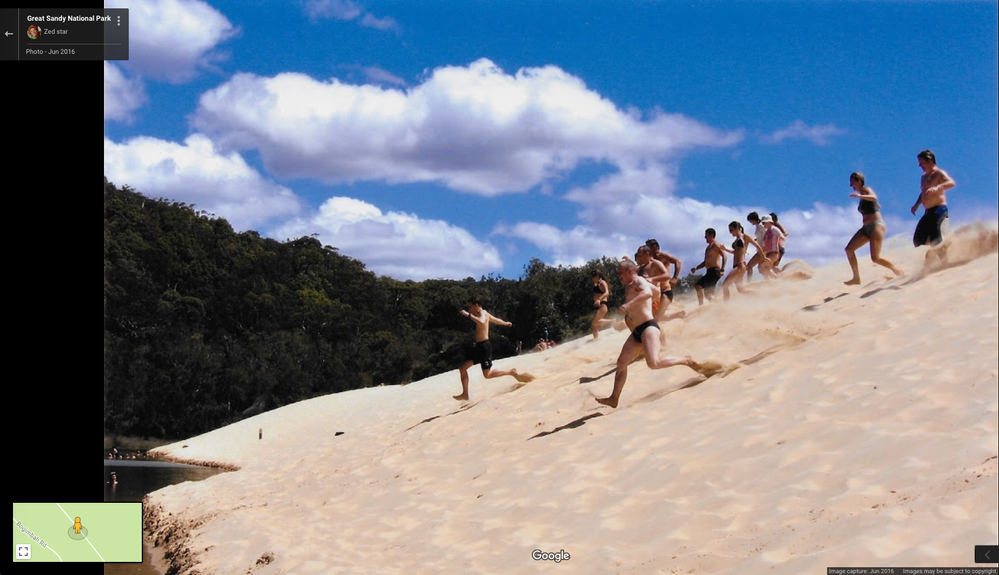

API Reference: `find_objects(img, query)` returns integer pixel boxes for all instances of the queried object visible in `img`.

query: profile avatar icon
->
[27,25,41,40]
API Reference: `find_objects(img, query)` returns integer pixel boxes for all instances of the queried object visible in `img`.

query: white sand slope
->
[146,223,999,575]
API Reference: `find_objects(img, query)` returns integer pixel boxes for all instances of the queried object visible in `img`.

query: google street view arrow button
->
[976,545,998,563]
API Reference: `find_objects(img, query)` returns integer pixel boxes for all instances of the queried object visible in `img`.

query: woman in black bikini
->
[844,172,904,285]
[720,221,765,300]
[590,269,610,339]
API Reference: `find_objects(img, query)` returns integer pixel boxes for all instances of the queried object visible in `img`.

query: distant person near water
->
[595,260,716,409]
[454,298,533,401]
[691,228,727,306]
[590,269,610,339]
[844,172,904,285]
[911,149,956,251]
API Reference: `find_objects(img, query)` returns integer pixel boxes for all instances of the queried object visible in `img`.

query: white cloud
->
[103,134,302,231]
[272,197,503,280]
[108,0,237,82]
[360,13,398,30]
[104,62,146,122]
[493,222,635,268]
[760,120,847,146]
[191,58,742,196]
[361,66,406,86]
[303,0,398,30]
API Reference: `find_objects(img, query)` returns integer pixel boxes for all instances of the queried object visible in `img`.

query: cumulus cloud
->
[271,197,503,280]
[104,62,146,122]
[191,58,743,196]
[303,0,398,30]
[760,120,847,146]
[103,134,302,231]
[108,0,237,82]
[493,222,635,268]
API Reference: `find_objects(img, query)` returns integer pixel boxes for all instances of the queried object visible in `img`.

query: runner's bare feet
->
[844,278,861,285]
[691,359,726,377]
[513,370,536,383]
[452,393,469,401]
[595,396,619,408]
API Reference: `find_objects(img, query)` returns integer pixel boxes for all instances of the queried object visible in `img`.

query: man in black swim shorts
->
[911,150,956,249]
[691,228,727,306]
[454,298,531,401]
[595,260,704,409]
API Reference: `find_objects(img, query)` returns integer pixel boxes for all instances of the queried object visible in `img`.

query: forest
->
[104,178,697,439]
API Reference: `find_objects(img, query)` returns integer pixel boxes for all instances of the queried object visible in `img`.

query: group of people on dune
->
[453,150,956,408]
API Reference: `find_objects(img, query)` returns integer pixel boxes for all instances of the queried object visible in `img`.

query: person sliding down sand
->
[595,260,720,409]
[454,298,534,401]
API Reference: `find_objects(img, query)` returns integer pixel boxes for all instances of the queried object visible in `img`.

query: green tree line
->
[104,178,687,439]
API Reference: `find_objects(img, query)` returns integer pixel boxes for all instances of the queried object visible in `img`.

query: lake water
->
[103,458,227,574]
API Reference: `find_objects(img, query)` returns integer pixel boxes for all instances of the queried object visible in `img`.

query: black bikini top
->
[858,197,881,215]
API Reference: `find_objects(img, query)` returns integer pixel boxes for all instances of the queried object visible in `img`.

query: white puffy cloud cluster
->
[108,55,868,280]
[103,0,236,122]
[104,62,146,122]
[103,134,302,231]
[271,197,503,280]
[191,59,743,196]
[110,0,238,82]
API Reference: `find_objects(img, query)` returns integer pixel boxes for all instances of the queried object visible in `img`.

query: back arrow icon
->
[4,31,12,37]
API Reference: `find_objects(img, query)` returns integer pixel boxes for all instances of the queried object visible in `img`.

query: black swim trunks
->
[663,290,674,302]
[696,267,722,290]
[631,319,659,342]
[468,340,493,370]
[913,205,949,247]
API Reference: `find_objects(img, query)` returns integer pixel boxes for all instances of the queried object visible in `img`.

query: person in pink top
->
[760,214,785,275]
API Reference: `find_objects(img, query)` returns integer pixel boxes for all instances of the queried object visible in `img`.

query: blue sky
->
[103,0,998,281]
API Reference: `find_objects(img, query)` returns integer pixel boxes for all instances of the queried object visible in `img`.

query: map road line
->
[56,503,105,562]
[13,516,63,562]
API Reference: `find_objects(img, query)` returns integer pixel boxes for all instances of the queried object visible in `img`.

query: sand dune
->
[146,223,999,575]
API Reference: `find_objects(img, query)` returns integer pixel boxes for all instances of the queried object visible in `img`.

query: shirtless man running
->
[911,149,956,250]
[691,228,727,306]
[595,260,711,409]
[454,298,531,401]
